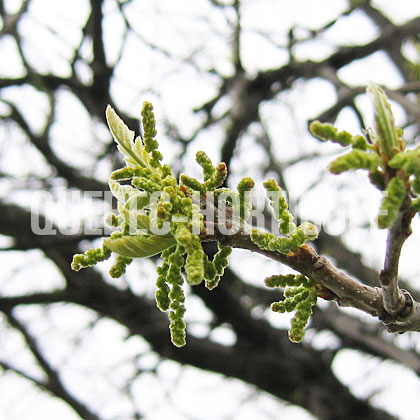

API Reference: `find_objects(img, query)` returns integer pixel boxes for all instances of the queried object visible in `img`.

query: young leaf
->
[109,179,148,205]
[367,82,402,159]
[104,234,176,258]
[106,105,146,168]
[117,202,150,232]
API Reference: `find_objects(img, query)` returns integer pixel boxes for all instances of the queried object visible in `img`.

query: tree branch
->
[206,213,420,334]
[379,196,415,316]
[2,98,107,192]
[3,309,103,420]
[312,304,420,376]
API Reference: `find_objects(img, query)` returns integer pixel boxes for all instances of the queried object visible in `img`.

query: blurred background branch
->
[1,1,420,419]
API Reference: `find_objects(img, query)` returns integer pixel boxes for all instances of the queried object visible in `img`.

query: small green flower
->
[196,151,215,181]
[156,266,170,311]
[71,245,111,271]
[180,174,205,193]
[329,149,381,174]
[110,167,143,181]
[310,121,352,146]
[310,121,369,150]
[109,256,133,278]
[388,147,420,194]
[203,162,227,191]
[169,311,187,347]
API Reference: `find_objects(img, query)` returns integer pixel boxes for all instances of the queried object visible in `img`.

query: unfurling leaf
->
[367,82,403,159]
[106,105,148,168]
[104,234,176,258]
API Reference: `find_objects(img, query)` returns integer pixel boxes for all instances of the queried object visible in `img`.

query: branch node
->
[379,269,391,286]
[313,256,328,271]
[397,289,414,320]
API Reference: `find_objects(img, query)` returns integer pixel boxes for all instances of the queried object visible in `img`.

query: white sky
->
[2,1,420,419]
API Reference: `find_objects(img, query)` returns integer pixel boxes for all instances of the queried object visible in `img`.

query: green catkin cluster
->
[167,246,187,347]
[310,121,380,176]
[70,87,420,347]
[71,245,111,271]
[264,274,317,343]
[251,177,318,255]
[204,162,227,191]
[251,223,317,255]
[263,178,295,234]
[171,222,204,286]
[378,177,407,229]
[180,174,205,193]
[389,148,420,194]
[310,121,364,149]
[180,153,227,194]
[237,177,255,221]
[72,100,319,346]
[328,149,381,174]
[204,244,232,290]
[70,102,226,347]
[196,151,215,181]
[141,101,162,167]
[155,248,172,311]
[155,239,228,346]
[109,256,133,278]
[310,83,415,228]
[155,245,187,347]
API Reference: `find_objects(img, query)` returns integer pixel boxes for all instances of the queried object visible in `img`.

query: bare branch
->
[3,309,103,420]
[312,304,420,375]
[379,196,415,316]
[206,212,420,334]
[2,99,107,192]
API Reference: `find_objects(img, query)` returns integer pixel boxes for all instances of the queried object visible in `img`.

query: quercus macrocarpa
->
[72,84,420,346]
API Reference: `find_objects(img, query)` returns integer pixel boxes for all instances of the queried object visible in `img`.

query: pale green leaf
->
[104,234,176,258]
[133,136,152,167]
[118,201,150,231]
[106,105,145,167]
[109,179,149,206]
[124,191,150,210]
[367,82,399,158]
